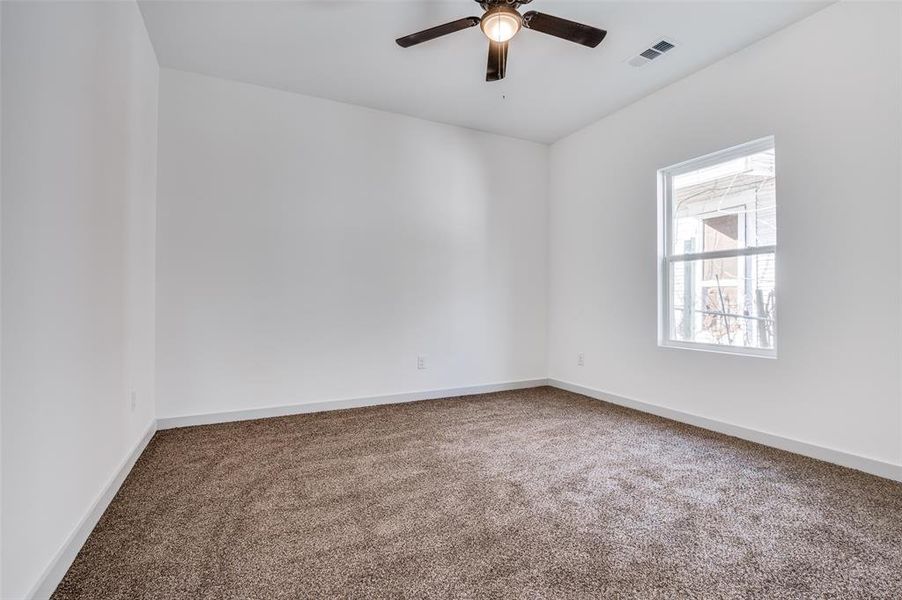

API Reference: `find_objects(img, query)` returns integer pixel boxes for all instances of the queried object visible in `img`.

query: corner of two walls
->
[897,0,902,472]
[1,1,5,596]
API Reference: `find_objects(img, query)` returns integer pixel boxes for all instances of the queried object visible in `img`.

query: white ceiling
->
[138,1,829,143]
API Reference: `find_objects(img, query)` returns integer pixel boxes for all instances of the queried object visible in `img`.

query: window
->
[658,137,776,357]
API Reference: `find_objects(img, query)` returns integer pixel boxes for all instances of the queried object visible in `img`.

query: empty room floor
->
[54,387,902,599]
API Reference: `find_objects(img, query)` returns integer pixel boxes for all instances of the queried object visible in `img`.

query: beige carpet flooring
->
[53,386,902,599]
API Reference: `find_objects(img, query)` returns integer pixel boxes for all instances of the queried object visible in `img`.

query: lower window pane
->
[669,253,775,350]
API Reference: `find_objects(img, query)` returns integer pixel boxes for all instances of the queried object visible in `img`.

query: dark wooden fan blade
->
[396,17,481,48]
[486,40,509,82]
[522,11,607,48]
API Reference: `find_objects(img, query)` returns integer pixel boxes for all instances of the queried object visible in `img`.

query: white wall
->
[1,2,158,597]
[155,69,548,420]
[548,2,902,466]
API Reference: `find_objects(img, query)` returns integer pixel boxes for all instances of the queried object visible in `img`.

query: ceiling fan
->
[395,0,607,82]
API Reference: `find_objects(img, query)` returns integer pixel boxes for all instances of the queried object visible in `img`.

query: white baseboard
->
[27,421,158,600]
[157,378,549,430]
[548,378,902,483]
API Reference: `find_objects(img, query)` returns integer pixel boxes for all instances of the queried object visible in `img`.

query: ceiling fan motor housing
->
[477,0,533,9]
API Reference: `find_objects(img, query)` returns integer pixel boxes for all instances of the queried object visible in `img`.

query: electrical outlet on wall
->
[577,353,585,367]
[130,390,137,411]
[417,355,427,370]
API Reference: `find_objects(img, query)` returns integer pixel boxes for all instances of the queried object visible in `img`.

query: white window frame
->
[657,136,777,359]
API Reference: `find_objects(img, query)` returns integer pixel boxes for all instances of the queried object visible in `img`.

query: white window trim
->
[657,136,777,359]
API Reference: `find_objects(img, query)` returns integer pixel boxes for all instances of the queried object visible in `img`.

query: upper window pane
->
[670,147,776,255]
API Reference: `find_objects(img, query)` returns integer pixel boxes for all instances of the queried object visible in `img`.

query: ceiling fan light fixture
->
[480,7,521,43]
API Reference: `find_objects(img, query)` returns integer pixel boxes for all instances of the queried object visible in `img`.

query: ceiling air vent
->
[628,38,677,67]
[652,40,675,53]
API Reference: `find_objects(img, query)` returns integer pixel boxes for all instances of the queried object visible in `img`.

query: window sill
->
[659,339,777,359]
